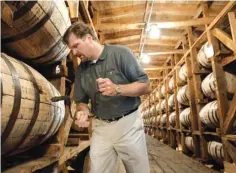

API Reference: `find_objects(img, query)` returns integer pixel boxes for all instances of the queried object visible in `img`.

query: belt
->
[95,107,138,123]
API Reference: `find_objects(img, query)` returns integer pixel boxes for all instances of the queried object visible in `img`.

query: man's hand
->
[75,111,89,128]
[96,78,117,96]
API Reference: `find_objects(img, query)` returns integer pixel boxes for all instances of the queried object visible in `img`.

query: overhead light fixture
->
[147,24,161,39]
[140,53,150,64]
[204,42,214,58]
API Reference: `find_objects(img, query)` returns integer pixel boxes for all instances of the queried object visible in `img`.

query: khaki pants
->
[90,109,150,173]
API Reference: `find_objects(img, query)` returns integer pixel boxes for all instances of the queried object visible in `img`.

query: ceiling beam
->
[145,49,187,56]
[143,66,172,71]
[103,29,141,40]
[99,4,145,18]
[104,35,140,44]
[99,3,199,19]
[95,17,214,31]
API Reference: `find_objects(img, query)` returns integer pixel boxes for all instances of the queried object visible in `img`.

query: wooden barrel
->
[161,99,166,112]
[160,114,167,126]
[161,85,165,98]
[208,141,224,161]
[155,102,160,113]
[169,112,176,127]
[168,94,175,109]
[185,136,194,152]
[177,85,190,106]
[180,107,191,127]
[201,72,236,99]
[200,101,219,129]
[168,76,174,93]
[1,53,65,156]
[1,1,71,65]
[155,90,160,101]
[179,64,188,83]
[151,93,155,104]
[197,42,212,69]
[200,100,236,129]
[150,105,155,116]
[156,115,161,126]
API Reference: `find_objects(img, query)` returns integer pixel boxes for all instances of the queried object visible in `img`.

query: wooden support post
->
[187,25,207,160]
[202,2,232,164]
[228,12,236,43]
[211,28,236,53]
[222,139,236,164]
[181,132,188,154]
[224,93,236,134]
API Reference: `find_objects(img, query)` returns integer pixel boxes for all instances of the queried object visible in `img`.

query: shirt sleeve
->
[73,67,89,104]
[119,46,150,83]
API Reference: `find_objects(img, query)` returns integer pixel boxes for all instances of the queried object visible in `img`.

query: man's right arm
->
[75,103,90,128]
[74,67,90,127]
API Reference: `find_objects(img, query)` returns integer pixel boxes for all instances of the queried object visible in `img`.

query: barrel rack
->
[142,2,236,173]
[1,1,94,172]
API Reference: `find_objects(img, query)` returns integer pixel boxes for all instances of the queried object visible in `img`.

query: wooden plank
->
[144,67,172,71]
[223,139,236,164]
[146,49,187,56]
[3,157,58,173]
[220,55,236,67]
[146,135,219,173]
[67,0,79,19]
[228,12,236,42]
[208,1,236,30]
[211,28,236,53]
[224,161,236,173]
[59,141,90,164]
[80,0,98,39]
[104,35,140,44]
[191,1,236,49]
[188,25,207,160]
[223,92,236,134]
[1,1,13,26]
[99,4,145,18]
[95,17,214,30]
[3,142,89,173]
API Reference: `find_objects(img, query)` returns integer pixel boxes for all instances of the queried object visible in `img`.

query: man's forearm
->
[76,103,90,114]
[119,82,150,97]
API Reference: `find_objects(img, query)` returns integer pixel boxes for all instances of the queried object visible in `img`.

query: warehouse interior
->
[1,1,236,173]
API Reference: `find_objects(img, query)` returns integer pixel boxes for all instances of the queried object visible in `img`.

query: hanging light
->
[147,24,161,39]
[141,53,150,64]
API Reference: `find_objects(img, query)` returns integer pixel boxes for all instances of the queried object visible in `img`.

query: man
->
[63,22,150,173]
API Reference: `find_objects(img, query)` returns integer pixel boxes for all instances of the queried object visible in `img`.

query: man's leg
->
[114,111,150,173]
[90,119,118,173]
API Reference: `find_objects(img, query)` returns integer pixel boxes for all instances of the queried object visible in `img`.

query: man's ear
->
[86,34,93,41]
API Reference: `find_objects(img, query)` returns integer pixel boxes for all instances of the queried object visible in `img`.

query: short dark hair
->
[63,21,97,44]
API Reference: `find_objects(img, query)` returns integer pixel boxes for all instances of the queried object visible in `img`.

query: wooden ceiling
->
[68,1,228,80]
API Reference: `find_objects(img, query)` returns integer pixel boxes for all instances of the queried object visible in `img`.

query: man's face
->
[67,33,93,62]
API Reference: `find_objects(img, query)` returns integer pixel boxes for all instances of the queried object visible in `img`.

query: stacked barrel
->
[1,1,70,156]
[177,63,191,130]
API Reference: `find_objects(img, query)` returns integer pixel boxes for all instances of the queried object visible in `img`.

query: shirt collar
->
[97,44,108,61]
[89,44,108,64]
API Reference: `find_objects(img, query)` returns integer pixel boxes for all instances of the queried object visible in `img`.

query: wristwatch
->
[115,85,121,96]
